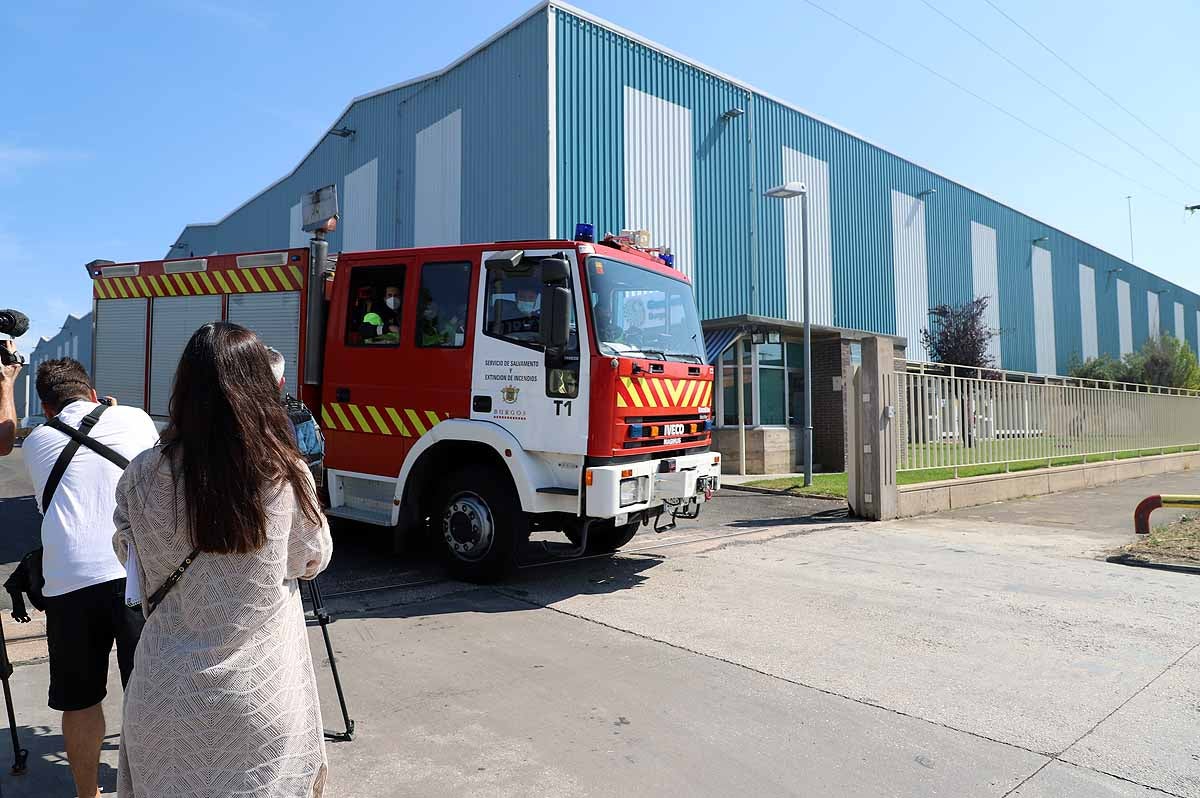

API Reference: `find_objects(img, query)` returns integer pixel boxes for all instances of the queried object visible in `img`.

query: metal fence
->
[894,362,1200,475]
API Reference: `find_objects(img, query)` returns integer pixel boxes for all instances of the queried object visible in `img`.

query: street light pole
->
[800,191,813,488]
[764,181,813,487]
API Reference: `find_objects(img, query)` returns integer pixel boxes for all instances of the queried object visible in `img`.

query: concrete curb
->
[896,450,1200,519]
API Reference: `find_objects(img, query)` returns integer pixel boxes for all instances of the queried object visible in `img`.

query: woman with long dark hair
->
[113,322,332,797]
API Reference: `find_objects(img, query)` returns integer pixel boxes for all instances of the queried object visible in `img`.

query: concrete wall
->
[897,451,1200,518]
[714,426,804,475]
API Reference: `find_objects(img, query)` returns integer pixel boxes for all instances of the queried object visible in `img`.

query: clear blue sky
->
[4,0,1199,346]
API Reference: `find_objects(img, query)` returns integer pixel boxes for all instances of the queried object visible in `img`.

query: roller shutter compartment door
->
[227,292,302,395]
[149,295,222,417]
[94,298,148,409]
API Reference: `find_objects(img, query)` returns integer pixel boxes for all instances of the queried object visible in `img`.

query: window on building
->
[415,261,470,348]
[718,338,819,428]
[786,342,806,426]
[720,343,752,426]
[344,264,406,346]
[758,342,786,426]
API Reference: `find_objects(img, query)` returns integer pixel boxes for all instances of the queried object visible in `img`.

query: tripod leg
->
[0,620,28,775]
[303,579,355,742]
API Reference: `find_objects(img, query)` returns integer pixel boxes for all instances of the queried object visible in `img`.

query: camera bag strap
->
[41,404,128,511]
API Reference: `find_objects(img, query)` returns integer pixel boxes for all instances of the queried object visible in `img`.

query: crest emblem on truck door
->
[501,385,520,404]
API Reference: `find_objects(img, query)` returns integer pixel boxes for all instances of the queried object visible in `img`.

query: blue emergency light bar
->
[659,253,675,268]
[574,223,595,243]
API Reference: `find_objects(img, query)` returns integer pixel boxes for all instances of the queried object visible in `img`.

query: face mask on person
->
[385,296,400,311]
[517,298,536,314]
[423,306,437,321]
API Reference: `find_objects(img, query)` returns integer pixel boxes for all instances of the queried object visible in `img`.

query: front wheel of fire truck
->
[434,465,526,583]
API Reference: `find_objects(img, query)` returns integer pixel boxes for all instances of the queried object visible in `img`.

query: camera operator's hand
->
[0,340,20,456]
[0,340,20,384]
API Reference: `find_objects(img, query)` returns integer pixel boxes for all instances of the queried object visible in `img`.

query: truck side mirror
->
[539,257,571,351]
[540,257,570,285]
[541,285,571,350]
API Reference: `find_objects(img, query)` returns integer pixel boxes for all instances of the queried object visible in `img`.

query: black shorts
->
[44,578,144,712]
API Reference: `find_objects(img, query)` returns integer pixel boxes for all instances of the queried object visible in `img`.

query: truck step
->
[325,505,393,527]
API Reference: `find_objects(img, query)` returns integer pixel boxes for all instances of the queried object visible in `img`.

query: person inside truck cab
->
[622,297,647,344]
[417,298,447,347]
[595,302,622,344]
[381,285,402,333]
[492,284,541,340]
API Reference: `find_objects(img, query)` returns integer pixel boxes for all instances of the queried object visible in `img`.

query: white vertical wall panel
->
[781,147,832,326]
[289,203,305,249]
[1077,264,1097,360]
[94,299,147,408]
[149,295,222,416]
[1174,301,1184,340]
[1031,246,1056,374]
[623,86,695,280]
[890,190,929,360]
[1147,291,1160,338]
[970,221,1001,366]
[1117,279,1133,355]
[414,109,463,247]
[343,158,378,252]
[228,292,302,396]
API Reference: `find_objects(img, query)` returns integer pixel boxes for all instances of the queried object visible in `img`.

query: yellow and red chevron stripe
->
[616,376,713,409]
[321,403,444,438]
[93,265,305,300]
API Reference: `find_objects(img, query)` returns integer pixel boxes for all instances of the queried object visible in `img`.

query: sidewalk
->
[718,471,805,485]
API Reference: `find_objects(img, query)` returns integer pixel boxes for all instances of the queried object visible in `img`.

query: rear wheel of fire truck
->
[567,519,640,554]
[434,465,526,582]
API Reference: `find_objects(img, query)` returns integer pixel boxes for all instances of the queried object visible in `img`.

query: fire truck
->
[86,224,720,580]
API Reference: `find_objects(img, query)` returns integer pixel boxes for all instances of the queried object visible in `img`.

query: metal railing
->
[893,361,1200,475]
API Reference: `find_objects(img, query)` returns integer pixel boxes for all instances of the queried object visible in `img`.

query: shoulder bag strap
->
[40,405,118,511]
[145,547,202,616]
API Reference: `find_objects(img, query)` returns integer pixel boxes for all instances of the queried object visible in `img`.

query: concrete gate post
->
[851,336,897,520]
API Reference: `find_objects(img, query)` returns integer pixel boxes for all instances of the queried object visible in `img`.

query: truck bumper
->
[584,452,722,520]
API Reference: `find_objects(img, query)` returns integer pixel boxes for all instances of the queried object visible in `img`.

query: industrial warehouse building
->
[11,312,93,425]
[161,1,1200,473]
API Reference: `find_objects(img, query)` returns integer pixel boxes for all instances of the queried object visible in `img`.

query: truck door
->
[471,249,590,458]
[321,257,443,481]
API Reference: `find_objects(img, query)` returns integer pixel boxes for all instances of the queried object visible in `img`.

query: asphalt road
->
[4,450,1199,797]
[0,447,846,605]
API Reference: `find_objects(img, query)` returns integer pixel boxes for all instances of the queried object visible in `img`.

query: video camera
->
[0,309,29,367]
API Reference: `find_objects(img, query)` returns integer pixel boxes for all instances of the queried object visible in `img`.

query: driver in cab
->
[496,285,541,336]
[621,297,646,344]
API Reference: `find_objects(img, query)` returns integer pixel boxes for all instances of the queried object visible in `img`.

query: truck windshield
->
[586,256,705,362]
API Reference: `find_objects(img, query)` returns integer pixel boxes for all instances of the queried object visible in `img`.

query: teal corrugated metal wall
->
[171,11,548,257]
[553,8,1200,374]
[554,9,752,320]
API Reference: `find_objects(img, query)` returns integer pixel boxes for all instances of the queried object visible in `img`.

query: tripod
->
[301,577,355,742]
[0,617,28,775]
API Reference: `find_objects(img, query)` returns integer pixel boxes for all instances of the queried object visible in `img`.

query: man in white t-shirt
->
[21,358,158,798]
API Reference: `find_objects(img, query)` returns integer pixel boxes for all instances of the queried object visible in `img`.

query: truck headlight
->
[619,476,648,507]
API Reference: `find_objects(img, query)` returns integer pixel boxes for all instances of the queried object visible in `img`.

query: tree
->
[921,297,996,368]
[1068,335,1200,389]
[921,297,998,449]
[1066,353,1128,383]
[1125,335,1200,389]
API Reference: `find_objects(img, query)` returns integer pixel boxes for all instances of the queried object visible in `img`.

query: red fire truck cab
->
[87,232,720,580]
